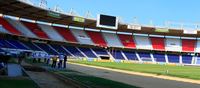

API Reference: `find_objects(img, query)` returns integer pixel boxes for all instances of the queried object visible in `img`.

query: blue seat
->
[153,53,166,62]
[50,44,71,56]
[0,39,16,49]
[182,55,192,64]
[35,43,58,55]
[138,52,152,62]
[22,42,42,51]
[167,54,180,63]
[64,46,84,57]
[6,40,28,50]
[110,50,125,60]
[123,51,138,61]
[78,47,97,58]
[92,48,108,55]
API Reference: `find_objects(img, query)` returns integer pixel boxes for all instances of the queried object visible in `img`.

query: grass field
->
[69,60,200,80]
[0,78,39,88]
[53,70,140,88]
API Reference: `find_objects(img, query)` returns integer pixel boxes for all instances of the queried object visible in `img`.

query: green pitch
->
[69,60,200,80]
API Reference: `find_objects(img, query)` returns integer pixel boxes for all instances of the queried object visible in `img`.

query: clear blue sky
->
[32,0,200,26]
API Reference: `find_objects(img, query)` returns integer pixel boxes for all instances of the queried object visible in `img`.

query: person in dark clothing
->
[51,55,58,68]
[63,55,68,68]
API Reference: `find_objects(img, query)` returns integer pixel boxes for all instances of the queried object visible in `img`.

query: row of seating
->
[0,39,197,65]
[0,17,199,53]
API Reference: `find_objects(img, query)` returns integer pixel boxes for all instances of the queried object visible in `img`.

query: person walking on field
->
[58,54,64,68]
[63,55,68,68]
[51,55,58,68]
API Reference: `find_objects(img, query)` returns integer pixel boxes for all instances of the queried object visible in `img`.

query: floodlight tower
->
[39,0,47,9]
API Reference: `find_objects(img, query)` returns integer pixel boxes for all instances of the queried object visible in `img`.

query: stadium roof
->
[0,0,200,37]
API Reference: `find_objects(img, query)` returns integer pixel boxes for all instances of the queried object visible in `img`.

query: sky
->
[31,0,200,28]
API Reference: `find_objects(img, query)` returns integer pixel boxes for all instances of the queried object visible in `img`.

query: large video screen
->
[97,14,118,29]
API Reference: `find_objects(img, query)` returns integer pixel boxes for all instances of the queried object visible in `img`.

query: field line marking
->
[68,62,200,84]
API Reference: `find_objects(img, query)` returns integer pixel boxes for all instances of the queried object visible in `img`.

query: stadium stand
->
[21,21,49,39]
[110,50,125,60]
[5,18,37,38]
[0,24,9,33]
[0,39,17,49]
[165,38,181,52]
[38,24,65,41]
[118,34,136,48]
[50,44,71,56]
[167,54,180,63]
[182,55,193,64]
[86,31,107,47]
[0,17,21,35]
[64,46,85,57]
[21,42,42,51]
[92,48,109,56]
[34,43,58,55]
[137,52,152,62]
[122,51,138,61]
[182,39,196,52]
[70,29,94,45]
[134,36,152,50]
[150,37,165,51]
[153,53,166,62]
[78,47,97,58]
[6,40,28,50]
[102,32,123,47]
[53,26,78,43]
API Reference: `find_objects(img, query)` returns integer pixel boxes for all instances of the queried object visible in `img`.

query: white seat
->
[70,29,94,45]
[38,24,65,41]
[165,38,181,51]
[102,32,123,47]
[134,36,152,50]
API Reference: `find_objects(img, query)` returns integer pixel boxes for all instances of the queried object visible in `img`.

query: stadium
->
[1,0,200,88]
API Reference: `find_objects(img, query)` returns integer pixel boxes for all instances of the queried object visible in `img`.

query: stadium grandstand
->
[0,0,200,65]
[2,0,200,88]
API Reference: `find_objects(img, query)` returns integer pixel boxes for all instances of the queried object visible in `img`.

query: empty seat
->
[153,53,166,62]
[0,39,17,49]
[165,38,181,52]
[0,17,21,35]
[86,31,107,47]
[22,21,49,39]
[110,50,125,60]
[134,36,152,50]
[138,52,152,62]
[70,29,94,45]
[102,32,123,47]
[5,18,37,38]
[22,42,42,51]
[182,55,192,64]
[0,25,9,33]
[53,26,77,43]
[34,43,58,55]
[167,54,180,63]
[150,37,165,51]
[50,44,71,56]
[64,46,84,57]
[118,34,136,48]
[92,48,108,55]
[38,24,65,41]
[182,39,196,52]
[78,47,97,58]
[123,51,138,60]
[6,40,28,50]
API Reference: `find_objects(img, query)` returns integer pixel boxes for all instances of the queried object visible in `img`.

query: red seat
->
[22,21,49,39]
[0,17,21,35]
[118,34,136,48]
[86,31,107,47]
[150,37,165,51]
[53,26,77,43]
[182,39,196,52]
